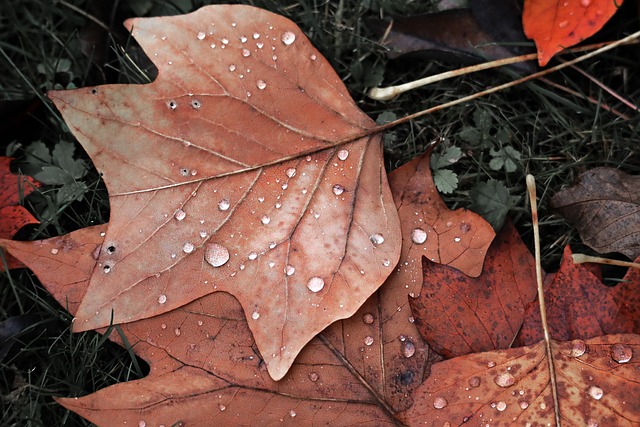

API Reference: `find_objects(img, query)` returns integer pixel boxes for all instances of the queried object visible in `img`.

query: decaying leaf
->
[409,220,538,358]
[0,157,40,270]
[516,245,640,346]
[397,334,640,425]
[550,167,640,259]
[47,5,401,380]
[523,0,624,66]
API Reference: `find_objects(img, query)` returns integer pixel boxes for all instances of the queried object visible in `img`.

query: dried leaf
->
[550,167,640,259]
[516,245,640,346]
[523,0,624,66]
[0,157,40,270]
[48,5,401,381]
[409,220,538,358]
[397,334,640,425]
[387,151,495,280]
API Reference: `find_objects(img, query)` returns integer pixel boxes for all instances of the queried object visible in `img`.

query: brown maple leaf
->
[46,5,401,381]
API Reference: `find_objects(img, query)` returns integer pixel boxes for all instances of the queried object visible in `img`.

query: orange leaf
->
[47,5,401,381]
[398,334,640,425]
[0,156,40,270]
[409,220,538,358]
[523,0,624,66]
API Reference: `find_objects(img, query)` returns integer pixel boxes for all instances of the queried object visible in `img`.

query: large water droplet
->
[218,198,230,211]
[248,252,258,260]
[496,401,507,412]
[363,313,374,324]
[197,31,206,40]
[611,343,633,363]
[469,377,481,388]
[494,372,516,388]
[570,340,587,357]
[183,242,195,254]
[158,294,167,304]
[519,401,529,410]
[332,184,345,195]
[174,209,186,220]
[242,48,251,57]
[337,149,349,161]
[364,336,374,346]
[403,341,416,358]
[261,215,271,225]
[460,222,471,234]
[433,396,448,409]
[281,31,296,45]
[251,311,260,320]
[256,80,267,90]
[307,276,324,292]
[370,233,384,245]
[588,385,603,400]
[205,243,230,267]
[309,372,319,382]
[285,265,295,276]
[411,228,427,244]
[286,168,296,178]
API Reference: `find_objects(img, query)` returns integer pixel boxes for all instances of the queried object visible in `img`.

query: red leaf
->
[0,157,40,270]
[409,220,538,358]
[523,0,624,66]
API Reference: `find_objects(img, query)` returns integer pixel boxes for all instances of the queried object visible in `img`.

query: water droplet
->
[261,215,271,225]
[269,241,277,249]
[309,372,319,381]
[199,230,207,238]
[103,264,112,273]
[581,0,591,6]
[382,259,391,267]
[494,372,515,388]
[310,54,317,61]
[173,209,187,221]
[411,228,427,244]
[285,265,295,276]
[158,294,167,304]
[248,252,258,260]
[587,418,599,427]
[256,41,264,49]
[229,64,236,72]
[332,184,345,195]
[469,377,481,388]
[286,168,296,178]
[281,31,296,45]
[205,243,230,267]
[218,403,226,411]
[460,222,471,234]
[183,242,195,254]
[210,43,216,49]
[403,341,416,358]
[337,149,349,161]
[242,48,251,57]
[370,233,385,244]
[519,401,529,410]
[307,276,324,292]
[240,36,247,43]
[408,316,415,323]
[167,100,177,110]
[363,313,374,324]
[268,261,275,268]
[611,343,633,363]
[252,32,260,39]
[487,361,496,368]
[289,410,297,417]
[218,198,230,211]
[364,336,374,346]
[453,236,461,243]
[161,323,166,329]
[174,327,181,337]
[570,340,587,357]
[197,31,206,40]
[50,248,59,255]
[559,20,569,28]
[256,80,267,90]
[139,421,146,427]
[251,311,260,320]
[496,401,507,412]
[221,37,229,44]
[433,397,448,409]
[588,385,603,400]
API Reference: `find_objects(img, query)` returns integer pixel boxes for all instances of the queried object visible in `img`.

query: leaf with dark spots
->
[516,245,640,346]
[409,220,537,358]
[550,167,640,259]
[397,334,640,426]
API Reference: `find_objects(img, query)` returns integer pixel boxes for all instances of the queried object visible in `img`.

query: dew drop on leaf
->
[453,236,461,243]
[158,294,167,304]
[337,149,349,161]
[581,0,592,5]
[468,377,481,388]
[433,396,448,409]
[403,341,416,358]
[261,215,271,225]
[285,168,296,178]
[369,233,384,245]
[588,385,604,400]
[281,31,296,45]
[242,48,251,57]
[308,372,319,382]
[332,184,344,195]
[139,421,146,427]
[519,401,529,410]
[197,31,205,40]
[218,198,230,211]
[284,265,295,276]
[204,243,230,268]
[251,311,260,320]
[496,401,507,411]
[460,222,471,234]
[307,276,324,292]
[218,404,226,411]
[610,343,633,363]
[494,372,516,388]
[364,336,374,346]
[570,340,587,357]
[248,252,258,260]
[229,64,236,71]
[183,242,195,253]
[363,313,374,324]
[289,410,296,418]
[256,80,266,90]
[411,228,427,244]
[174,327,181,337]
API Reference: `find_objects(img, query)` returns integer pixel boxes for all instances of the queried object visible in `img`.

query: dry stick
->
[372,30,640,134]
[572,253,640,270]
[526,175,562,427]
[369,37,640,102]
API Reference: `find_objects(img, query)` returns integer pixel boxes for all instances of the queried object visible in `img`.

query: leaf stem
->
[572,253,640,270]
[526,174,561,427]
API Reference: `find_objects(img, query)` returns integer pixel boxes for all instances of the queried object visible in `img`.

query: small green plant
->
[430,144,462,194]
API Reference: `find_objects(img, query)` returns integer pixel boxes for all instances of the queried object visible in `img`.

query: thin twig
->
[572,253,640,270]
[526,175,561,427]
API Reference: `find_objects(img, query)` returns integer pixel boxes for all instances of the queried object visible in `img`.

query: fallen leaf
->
[387,151,496,279]
[550,167,640,259]
[397,334,640,425]
[0,157,40,270]
[47,5,401,381]
[409,220,538,358]
[516,245,640,346]
[523,0,624,66]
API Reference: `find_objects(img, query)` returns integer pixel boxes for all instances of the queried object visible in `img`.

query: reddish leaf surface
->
[0,157,40,270]
[47,5,401,380]
[409,220,538,358]
[551,167,640,259]
[516,245,640,346]
[387,151,495,280]
[398,334,640,426]
[3,221,432,424]
[523,0,624,66]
